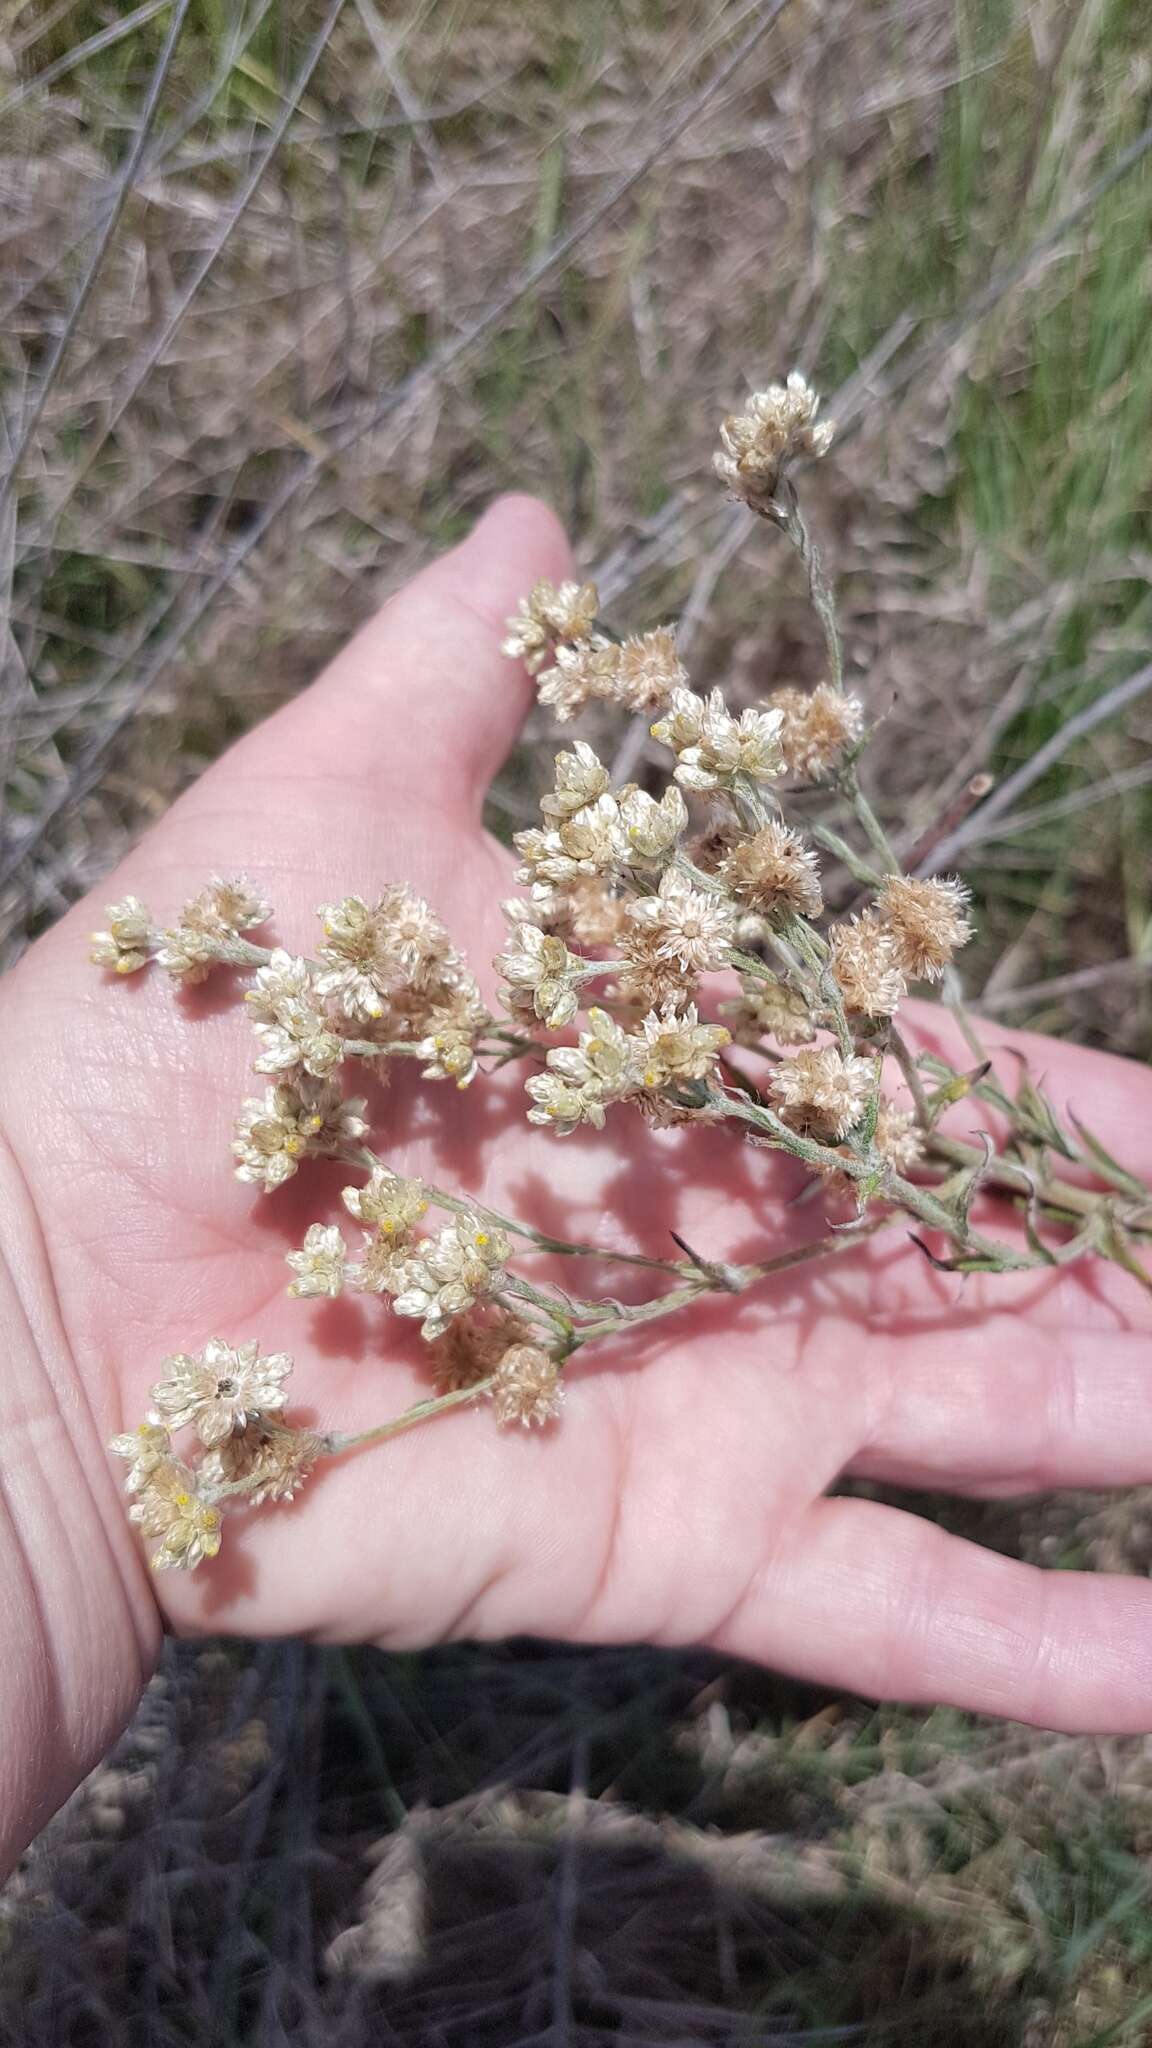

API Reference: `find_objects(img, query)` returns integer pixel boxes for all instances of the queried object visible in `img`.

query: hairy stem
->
[839,765,902,877]
[569,1217,893,1346]
[803,818,886,888]
[771,480,843,690]
[354,1146,691,1276]
[925,1132,1152,1235]
[324,1378,495,1455]
[886,1023,934,1131]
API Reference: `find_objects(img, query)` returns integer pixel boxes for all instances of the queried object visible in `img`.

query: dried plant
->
[96,376,1152,1574]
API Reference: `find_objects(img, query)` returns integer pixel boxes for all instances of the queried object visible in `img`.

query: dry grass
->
[3,0,1152,2038]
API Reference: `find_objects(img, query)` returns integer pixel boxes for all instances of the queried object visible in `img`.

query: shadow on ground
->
[0,1634,1053,2047]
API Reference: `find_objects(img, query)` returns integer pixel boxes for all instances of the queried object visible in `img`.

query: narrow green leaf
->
[1069,1111,1147,1199]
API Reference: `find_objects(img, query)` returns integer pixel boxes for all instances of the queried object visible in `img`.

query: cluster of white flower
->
[315,886,489,1086]
[713,372,835,510]
[501,579,599,674]
[650,688,786,792]
[496,910,589,1030]
[99,370,1003,1581]
[525,1003,729,1134]
[389,1217,511,1341]
[110,1340,315,1571]
[91,877,273,984]
[537,624,688,723]
[233,1079,368,1192]
[287,1170,512,1344]
[285,1167,430,1300]
[514,742,687,890]
[90,894,153,975]
[246,949,344,1078]
[502,582,688,727]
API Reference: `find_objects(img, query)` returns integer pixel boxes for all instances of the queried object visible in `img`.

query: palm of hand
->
[4,496,1152,1733]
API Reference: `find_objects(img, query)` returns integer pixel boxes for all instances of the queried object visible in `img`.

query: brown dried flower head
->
[769,1045,876,1141]
[429,1308,534,1393]
[613,627,687,713]
[203,1420,320,1505]
[626,868,735,974]
[770,684,865,783]
[874,1099,925,1175]
[612,922,699,1015]
[828,913,906,1018]
[689,817,745,875]
[880,875,973,981]
[489,1344,564,1428]
[561,877,630,949]
[719,821,823,920]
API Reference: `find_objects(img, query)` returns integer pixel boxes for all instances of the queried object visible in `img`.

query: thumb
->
[241,493,573,816]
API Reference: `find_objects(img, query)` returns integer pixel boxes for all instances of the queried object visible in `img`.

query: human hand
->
[3,497,1152,1870]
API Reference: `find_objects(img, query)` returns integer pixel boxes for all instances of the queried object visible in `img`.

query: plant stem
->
[320,1219,899,1455]
[570,1217,893,1346]
[355,1151,691,1276]
[771,480,843,690]
[804,819,886,888]
[342,1040,427,1060]
[839,765,901,876]
[887,1023,933,1130]
[324,1378,494,1455]
[782,911,855,1060]
[722,1092,1040,1270]
[925,1132,1152,1234]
